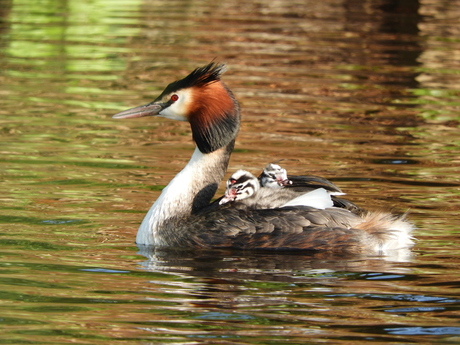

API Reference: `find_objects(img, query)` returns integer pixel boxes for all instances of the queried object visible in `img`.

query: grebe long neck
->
[112,63,240,246]
[136,141,234,245]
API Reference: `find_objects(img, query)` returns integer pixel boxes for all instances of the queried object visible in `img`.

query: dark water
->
[1,0,460,343]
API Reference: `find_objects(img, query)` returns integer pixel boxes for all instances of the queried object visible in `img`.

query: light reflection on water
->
[0,0,460,343]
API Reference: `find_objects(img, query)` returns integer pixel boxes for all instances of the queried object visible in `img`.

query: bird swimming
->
[113,62,414,254]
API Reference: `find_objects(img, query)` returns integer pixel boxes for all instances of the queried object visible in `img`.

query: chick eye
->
[170,94,179,102]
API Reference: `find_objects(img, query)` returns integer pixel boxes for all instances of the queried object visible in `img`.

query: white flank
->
[281,188,333,209]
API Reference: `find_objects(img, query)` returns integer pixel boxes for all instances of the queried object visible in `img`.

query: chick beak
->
[278,178,292,187]
[112,102,163,119]
[219,188,238,205]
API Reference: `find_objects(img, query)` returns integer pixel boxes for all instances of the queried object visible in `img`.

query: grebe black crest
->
[113,63,239,154]
[113,62,415,254]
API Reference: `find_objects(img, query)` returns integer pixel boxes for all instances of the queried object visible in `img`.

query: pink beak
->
[219,187,238,205]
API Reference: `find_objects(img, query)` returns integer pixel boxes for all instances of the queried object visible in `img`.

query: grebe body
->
[113,63,414,254]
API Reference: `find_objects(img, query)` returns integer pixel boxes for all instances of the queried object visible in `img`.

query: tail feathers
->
[355,211,415,252]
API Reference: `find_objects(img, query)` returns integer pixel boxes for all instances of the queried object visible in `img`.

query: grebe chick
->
[259,163,292,188]
[219,170,260,205]
[260,162,362,213]
[220,170,334,210]
[260,163,342,194]
[112,62,414,254]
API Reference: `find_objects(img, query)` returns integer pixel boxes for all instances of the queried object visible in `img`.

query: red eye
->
[230,179,236,184]
[170,94,179,102]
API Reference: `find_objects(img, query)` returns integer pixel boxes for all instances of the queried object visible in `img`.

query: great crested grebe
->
[113,62,414,254]
[259,163,292,188]
[260,163,361,213]
[220,169,336,210]
[220,170,261,205]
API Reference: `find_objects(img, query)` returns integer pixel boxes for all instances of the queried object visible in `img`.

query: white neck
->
[136,145,231,246]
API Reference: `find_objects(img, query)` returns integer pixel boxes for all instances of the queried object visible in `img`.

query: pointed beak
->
[277,177,292,187]
[112,102,164,119]
[219,188,238,205]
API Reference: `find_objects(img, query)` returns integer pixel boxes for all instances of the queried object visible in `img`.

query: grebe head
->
[113,62,240,154]
[260,163,292,188]
[219,170,260,205]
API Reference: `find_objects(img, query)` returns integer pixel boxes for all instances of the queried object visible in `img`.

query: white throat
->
[136,146,229,246]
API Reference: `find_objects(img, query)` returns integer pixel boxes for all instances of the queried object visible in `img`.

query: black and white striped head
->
[259,163,292,189]
[219,170,260,205]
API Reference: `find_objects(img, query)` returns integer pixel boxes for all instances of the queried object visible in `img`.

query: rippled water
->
[1,0,460,343]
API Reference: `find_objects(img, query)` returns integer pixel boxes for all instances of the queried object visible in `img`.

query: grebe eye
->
[170,94,179,102]
[230,178,236,184]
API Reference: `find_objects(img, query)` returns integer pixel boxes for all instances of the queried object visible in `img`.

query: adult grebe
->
[113,63,414,254]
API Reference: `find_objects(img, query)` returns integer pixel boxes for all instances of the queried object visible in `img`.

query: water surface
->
[1,0,460,343]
